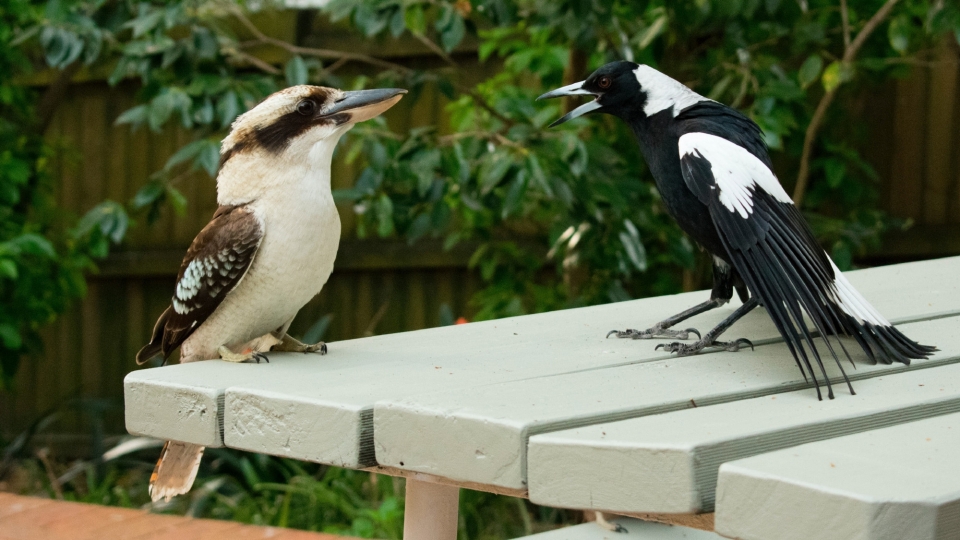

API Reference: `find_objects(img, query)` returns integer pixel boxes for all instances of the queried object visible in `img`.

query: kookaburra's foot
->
[271,334,327,355]
[217,345,269,363]
[606,324,701,341]
[655,337,754,356]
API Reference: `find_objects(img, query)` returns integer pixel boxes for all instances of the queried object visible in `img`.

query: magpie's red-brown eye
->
[597,76,612,89]
[296,100,317,116]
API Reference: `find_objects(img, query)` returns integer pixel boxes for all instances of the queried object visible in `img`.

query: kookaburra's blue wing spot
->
[540,61,936,400]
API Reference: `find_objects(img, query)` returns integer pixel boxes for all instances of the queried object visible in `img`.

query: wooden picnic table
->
[124,256,960,540]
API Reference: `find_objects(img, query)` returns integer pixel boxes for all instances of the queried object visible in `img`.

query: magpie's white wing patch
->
[678,132,791,218]
[675,125,932,393]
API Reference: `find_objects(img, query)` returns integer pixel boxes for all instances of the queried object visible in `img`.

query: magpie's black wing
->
[136,204,263,364]
[676,129,934,398]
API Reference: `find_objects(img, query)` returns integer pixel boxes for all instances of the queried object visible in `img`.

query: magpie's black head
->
[538,61,641,127]
[540,61,706,127]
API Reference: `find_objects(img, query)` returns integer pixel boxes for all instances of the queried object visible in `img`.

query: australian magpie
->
[539,61,935,399]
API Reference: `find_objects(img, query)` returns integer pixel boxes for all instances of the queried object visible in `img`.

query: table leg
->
[403,478,460,540]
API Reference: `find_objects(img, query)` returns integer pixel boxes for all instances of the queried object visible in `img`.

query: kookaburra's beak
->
[325,88,408,124]
[537,81,601,128]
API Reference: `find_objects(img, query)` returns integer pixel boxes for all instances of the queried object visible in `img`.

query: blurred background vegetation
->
[1,0,959,538]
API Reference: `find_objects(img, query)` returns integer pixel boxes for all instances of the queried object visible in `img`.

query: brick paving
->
[0,493,358,540]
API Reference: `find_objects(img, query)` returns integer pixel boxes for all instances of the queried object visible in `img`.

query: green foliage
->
[5,0,960,385]
[330,0,960,319]
[0,0,127,389]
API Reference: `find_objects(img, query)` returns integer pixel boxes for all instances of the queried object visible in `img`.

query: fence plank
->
[923,39,959,224]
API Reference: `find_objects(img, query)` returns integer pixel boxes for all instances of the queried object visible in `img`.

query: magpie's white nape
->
[540,61,936,400]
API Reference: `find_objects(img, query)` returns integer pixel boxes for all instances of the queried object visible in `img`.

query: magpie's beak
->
[537,81,602,128]
[324,88,407,124]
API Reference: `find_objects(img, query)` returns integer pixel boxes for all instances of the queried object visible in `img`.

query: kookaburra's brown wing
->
[136,204,263,364]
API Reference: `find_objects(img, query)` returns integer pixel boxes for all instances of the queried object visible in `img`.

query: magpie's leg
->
[607,298,722,340]
[656,297,759,355]
[608,258,740,341]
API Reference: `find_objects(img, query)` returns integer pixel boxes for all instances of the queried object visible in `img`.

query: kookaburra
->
[135,85,406,502]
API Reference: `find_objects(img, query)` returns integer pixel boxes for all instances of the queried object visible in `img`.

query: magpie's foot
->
[606,325,701,340]
[655,337,754,356]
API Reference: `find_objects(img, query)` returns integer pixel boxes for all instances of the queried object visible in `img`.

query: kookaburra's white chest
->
[180,137,343,361]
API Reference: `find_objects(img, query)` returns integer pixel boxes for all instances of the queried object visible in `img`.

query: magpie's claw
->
[253,352,270,364]
[722,338,754,352]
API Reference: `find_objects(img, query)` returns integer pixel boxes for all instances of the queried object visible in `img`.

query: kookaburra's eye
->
[296,100,317,116]
[597,76,612,89]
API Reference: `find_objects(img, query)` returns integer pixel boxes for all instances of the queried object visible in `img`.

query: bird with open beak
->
[539,61,934,400]
[135,85,406,502]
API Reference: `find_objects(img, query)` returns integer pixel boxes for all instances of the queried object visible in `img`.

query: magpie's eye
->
[296,100,317,116]
[597,76,612,89]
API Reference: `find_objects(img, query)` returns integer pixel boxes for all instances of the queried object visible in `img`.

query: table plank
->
[516,518,723,539]
[526,361,960,514]
[713,412,960,540]
[123,257,960,464]
[374,316,957,490]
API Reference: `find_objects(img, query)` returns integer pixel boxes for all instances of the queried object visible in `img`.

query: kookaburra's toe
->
[217,345,269,363]
[271,334,328,355]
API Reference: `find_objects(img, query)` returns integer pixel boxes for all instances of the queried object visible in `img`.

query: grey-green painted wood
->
[515,519,722,540]
[526,360,960,514]
[714,412,960,540]
[124,257,959,471]
[374,317,954,490]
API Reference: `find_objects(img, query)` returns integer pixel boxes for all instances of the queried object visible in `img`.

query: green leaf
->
[824,159,847,189]
[888,16,911,54]
[389,8,406,38]
[376,194,395,237]
[165,140,207,170]
[636,15,667,50]
[798,54,823,89]
[480,154,513,194]
[440,15,466,51]
[619,220,647,271]
[821,61,853,92]
[405,5,426,35]
[12,234,56,259]
[0,324,22,350]
[285,56,309,86]
[132,180,165,209]
[115,105,147,126]
[502,172,528,219]
[407,213,432,242]
[0,259,17,280]
[167,186,187,216]
[75,201,129,244]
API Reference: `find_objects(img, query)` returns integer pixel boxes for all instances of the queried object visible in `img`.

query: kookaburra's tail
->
[149,440,205,502]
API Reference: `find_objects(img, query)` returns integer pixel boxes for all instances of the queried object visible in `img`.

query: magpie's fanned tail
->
[676,131,935,399]
[710,190,936,398]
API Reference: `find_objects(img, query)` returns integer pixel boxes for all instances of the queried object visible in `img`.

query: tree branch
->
[792,0,900,206]
[231,8,513,129]
[840,0,851,49]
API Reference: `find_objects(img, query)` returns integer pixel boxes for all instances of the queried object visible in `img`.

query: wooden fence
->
[1,25,959,442]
